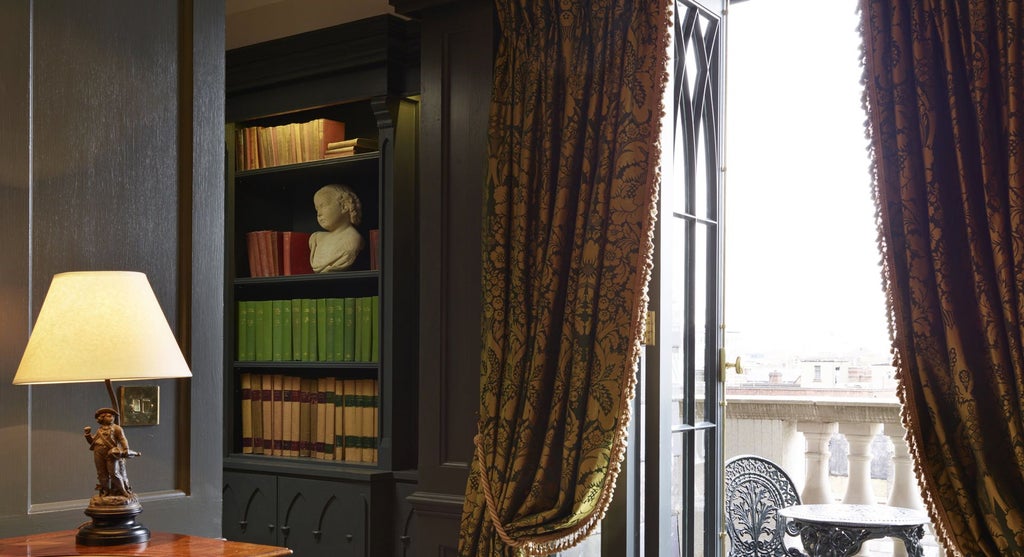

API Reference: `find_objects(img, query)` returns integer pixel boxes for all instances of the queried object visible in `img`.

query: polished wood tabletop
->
[0,530,292,557]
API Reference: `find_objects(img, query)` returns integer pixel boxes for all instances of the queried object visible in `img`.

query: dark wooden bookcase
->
[221,15,419,557]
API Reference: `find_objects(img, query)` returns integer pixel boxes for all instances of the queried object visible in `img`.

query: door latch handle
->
[719,347,743,380]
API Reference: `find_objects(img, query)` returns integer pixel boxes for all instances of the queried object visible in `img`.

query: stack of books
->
[324,138,378,159]
[239,372,379,463]
[236,297,379,363]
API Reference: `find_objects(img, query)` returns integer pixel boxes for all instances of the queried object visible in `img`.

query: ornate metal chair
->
[724,455,802,556]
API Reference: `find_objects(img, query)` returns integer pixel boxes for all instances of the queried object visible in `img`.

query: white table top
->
[779,504,929,527]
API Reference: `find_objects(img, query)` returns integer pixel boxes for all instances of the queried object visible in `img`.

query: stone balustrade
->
[723,394,942,556]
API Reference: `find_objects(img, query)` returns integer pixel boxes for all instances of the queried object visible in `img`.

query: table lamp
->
[12,271,192,546]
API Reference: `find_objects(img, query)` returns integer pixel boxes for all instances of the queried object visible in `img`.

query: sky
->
[723,0,891,361]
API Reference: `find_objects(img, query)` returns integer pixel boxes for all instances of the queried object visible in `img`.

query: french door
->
[635,0,728,555]
[664,0,727,554]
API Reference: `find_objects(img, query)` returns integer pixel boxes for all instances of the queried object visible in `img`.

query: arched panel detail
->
[280,489,305,544]
[313,493,339,542]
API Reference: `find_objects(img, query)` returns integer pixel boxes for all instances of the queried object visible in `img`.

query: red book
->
[245,231,261,277]
[368,229,379,270]
[256,230,280,277]
[270,231,282,276]
[252,230,272,277]
[282,231,313,275]
[318,119,346,160]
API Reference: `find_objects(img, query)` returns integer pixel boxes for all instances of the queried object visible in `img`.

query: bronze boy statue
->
[84,408,140,502]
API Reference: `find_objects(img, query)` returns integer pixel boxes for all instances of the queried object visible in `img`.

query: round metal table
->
[778,503,929,557]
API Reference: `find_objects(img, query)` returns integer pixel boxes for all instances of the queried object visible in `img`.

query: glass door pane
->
[658,1,725,555]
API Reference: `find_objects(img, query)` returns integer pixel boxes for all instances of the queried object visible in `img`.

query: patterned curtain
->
[456,0,671,555]
[860,1,1024,555]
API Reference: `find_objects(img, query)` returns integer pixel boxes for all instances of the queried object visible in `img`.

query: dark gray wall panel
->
[0,0,224,538]
[29,0,182,506]
[0,0,32,519]
[181,0,227,537]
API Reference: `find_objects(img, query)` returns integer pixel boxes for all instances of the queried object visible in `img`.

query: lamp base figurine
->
[78,407,149,546]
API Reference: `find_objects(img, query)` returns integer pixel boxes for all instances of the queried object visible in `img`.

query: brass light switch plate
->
[119,385,159,426]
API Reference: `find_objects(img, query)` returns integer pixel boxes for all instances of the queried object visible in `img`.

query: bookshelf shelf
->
[222,14,419,557]
[234,361,380,371]
[235,151,380,178]
[224,454,388,480]
[235,270,379,286]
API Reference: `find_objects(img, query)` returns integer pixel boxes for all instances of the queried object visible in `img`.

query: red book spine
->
[245,232,261,277]
[368,229,380,271]
[282,231,313,275]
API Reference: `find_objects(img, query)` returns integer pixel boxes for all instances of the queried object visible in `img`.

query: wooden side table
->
[0,530,292,556]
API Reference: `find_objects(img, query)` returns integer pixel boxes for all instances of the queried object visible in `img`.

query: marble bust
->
[309,184,364,273]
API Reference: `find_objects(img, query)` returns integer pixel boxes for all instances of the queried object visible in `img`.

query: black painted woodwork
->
[225,15,419,123]
[224,469,397,557]
[392,0,495,553]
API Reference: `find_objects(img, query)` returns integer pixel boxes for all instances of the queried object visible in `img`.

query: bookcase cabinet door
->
[279,476,369,557]
[222,471,280,547]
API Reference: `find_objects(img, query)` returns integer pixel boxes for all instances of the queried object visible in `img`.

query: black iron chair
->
[724,455,802,557]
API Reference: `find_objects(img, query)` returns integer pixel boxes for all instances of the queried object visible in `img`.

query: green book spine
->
[343,298,356,361]
[354,298,364,361]
[324,298,336,361]
[262,300,275,361]
[271,299,284,361]
[316,298,328,361]
[300,299,314,362]
[290,299,302,361]
[359,297,373,363]
[331,298,345,361]
[371,295,379,362]
[307,299,318,362]
[281,298,293,361]
[244,302,257,361]
[236,301,248,361]
[255,300,272,361]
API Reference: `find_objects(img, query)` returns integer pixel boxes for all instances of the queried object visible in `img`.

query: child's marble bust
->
[309,184,364,273]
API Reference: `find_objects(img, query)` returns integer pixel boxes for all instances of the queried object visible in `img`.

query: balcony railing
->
[724,394,943,557]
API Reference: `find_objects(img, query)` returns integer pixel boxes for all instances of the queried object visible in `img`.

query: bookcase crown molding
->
[226,14,420,122]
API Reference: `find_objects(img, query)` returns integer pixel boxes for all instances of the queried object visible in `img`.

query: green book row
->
[236,297,379,363]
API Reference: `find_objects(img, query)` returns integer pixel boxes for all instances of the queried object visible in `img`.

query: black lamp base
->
[76,500,150,546]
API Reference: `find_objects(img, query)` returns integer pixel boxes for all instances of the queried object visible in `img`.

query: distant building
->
[724,355,897,398]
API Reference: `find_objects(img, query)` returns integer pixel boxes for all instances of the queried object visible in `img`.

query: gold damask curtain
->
[861,1,1024,554]
[456,0,670,555]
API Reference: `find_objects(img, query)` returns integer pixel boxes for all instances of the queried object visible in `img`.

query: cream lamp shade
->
[13,271,192,384]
